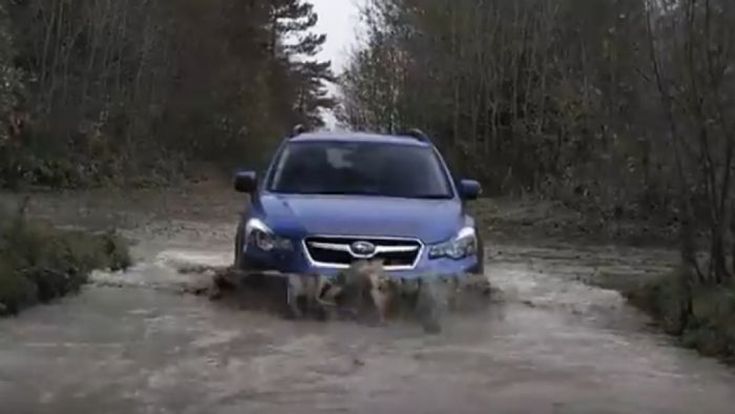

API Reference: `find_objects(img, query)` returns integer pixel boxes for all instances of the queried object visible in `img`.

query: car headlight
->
[429,227,477,260]
[244,218,293,252]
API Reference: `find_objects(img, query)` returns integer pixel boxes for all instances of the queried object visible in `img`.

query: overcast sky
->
[310,0,365,129]
[311,0,364,73]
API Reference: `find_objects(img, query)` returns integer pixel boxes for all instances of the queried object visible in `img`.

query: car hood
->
[257,194,465,244]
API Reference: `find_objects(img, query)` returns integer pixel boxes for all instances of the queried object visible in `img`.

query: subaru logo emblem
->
[350,241,376,257]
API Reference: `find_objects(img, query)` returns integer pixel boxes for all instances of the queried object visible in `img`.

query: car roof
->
[288,131,432,148]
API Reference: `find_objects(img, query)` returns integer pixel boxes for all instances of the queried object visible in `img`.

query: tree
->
[646,0,735,284]
[0,2,27,188]
[270,0,336,129]
[1,0,334,186]
[340,0,661,197]
[340,0,735,307]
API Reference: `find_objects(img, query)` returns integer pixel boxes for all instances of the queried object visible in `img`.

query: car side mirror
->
[459,179,482,200]
[234,170,257,193]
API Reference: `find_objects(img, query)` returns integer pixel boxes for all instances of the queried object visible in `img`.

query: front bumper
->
[239,242,482,281]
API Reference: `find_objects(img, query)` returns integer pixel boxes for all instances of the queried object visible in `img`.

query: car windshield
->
[268,141,454,199]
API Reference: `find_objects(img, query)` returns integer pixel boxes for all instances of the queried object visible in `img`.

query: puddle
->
[1,188,734,413]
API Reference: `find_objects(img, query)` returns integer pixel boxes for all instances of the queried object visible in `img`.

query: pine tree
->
[270,0,335,129]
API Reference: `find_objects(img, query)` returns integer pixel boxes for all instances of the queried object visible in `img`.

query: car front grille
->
[303,236,423,270]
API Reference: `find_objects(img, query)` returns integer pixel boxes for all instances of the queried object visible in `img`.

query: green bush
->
[627,270,735,363]
[0,213,131,316]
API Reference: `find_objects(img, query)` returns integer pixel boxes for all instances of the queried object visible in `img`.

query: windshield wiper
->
[286,190,383,196]
[409,194,453,199]
[277,189,451,199]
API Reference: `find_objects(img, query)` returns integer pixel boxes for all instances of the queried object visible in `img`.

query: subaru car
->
[232,129,484,281]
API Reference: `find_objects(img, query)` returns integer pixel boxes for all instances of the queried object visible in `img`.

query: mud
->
[1,184,735,413]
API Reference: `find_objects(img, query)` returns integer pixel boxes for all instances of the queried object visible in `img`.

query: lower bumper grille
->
[303,236,422,270]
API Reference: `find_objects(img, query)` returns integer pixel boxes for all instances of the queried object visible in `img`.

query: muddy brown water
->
[2,186,735,414]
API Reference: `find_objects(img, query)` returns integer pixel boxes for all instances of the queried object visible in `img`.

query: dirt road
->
[1,184,734,413]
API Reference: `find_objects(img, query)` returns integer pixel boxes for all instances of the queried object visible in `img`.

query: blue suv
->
[232,129,484,282]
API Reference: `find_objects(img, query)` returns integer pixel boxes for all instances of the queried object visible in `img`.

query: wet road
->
[1,187,735,413]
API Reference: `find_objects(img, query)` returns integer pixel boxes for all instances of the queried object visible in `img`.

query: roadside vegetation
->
[0,200,130,316]
[340,0,735,362]
[617,268,735,363]
[0,1,335,189]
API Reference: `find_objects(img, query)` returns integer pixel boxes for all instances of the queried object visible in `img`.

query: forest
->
[338,0,735,347]
[0,0,335,188]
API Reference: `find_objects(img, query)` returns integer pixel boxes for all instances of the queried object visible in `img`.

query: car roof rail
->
[399,128,432,144]
[289,124,307,138]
